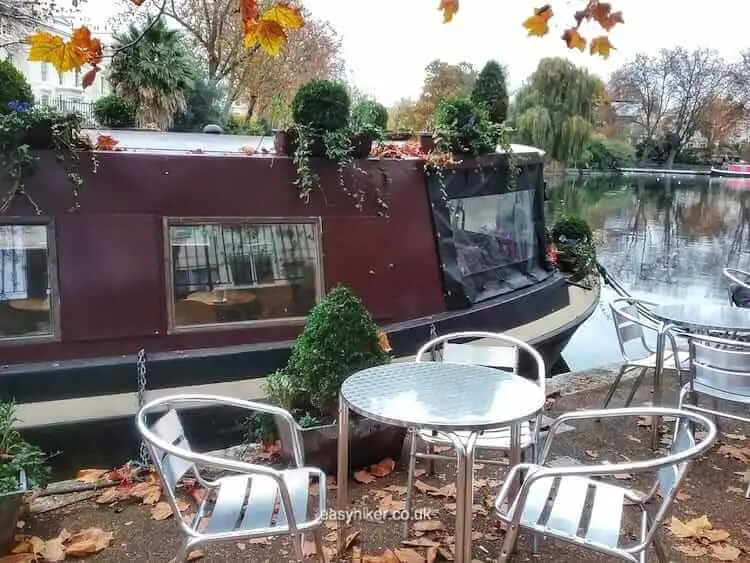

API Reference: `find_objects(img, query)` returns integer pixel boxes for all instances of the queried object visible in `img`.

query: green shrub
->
[552,214,592,244]
[0,403,50,494]
[351,100,388,134]
[93,95,136,128]
[584,136,636,170]
[291,80,350,131]
[278,285,390,416]
[432,97,498,155]
[0,60,33,115]
[226,115,271,135]
[471,60,509,124]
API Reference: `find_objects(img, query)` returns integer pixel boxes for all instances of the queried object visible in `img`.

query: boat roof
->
[83,129,546,158]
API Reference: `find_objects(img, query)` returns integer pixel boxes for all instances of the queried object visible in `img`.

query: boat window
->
[0,224,54,341]
[167,220,321,329]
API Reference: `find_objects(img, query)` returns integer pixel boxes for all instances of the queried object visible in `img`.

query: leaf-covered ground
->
[6,367,750,562]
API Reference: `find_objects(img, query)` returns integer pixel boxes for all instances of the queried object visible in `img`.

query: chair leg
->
[175,539,197,563]
[427,430,437,475]
[312,528,326,563]
[652,534,668,563]
[599,364,629,414]
[498,521,520,563]
[403,429,418,539]
[624,367,648,407]
[293,534,304,561]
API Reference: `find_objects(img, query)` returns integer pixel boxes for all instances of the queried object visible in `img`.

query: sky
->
[82,0,750,106]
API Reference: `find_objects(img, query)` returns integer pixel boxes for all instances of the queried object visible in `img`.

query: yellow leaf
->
[244,19,286,56]
[523,6,553,37]
[27,32,85,73]
[562,28,586,52]
[262,2,304,30]
[711,543,742,561]
[438,0,459,23]
[590,36,613,58]
[129,0,146,5]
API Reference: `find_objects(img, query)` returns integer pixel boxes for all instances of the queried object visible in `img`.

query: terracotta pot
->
[350,132,374,159]
[418,133,435,153]
[278,418,406,475]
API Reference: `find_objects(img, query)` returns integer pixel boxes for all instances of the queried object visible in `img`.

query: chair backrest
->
[415,331,544,392]
[688,332,750,399]
[609,297,659,360]
[657,416,696,499]
[723,268,750,290]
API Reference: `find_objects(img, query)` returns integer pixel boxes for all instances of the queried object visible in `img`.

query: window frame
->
[0,218,60,346]
[164,216,325,334]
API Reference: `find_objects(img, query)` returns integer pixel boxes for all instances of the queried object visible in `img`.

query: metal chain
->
[429,323,443,362]
[136,348,149,468]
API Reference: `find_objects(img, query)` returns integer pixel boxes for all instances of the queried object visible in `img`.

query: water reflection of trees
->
[546,174,750,302]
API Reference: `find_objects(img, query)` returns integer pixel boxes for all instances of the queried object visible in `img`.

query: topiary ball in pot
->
[291,80,351,131]
[285,285,390,416]
[351,100,388,134]
[433,97,497,155]
[551,214,593,246]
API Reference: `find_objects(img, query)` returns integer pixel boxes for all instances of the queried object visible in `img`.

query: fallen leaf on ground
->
[187,549,205,561]
[95,487,130,504]
[402,537,440,547]
[718,445,750,463]
[414,520,445,532]
[426,546,438,563]
[344,531,360,552]
[723,433,746,441]
[585,450,599,459]
[393,548,423,563]
[41,537,66,562]
[383,485,407,496]
[370,458,396,477]
[362,548,400,563]
[626,435,642,443]
[11,537,45,555]
[673,543,708,557]
[414,480,439,494]
[667,515,730,543]
[151,501,174,521]
[128,480,162,505]
[726,486,744,494]
[354,470,376,484]
[0,555,36,562]
[427,483,456,498]
[377,494,405,512]
[75,469,110,483]
[677,491,692,501]
[710,543,741,561]
[64,528,113,557]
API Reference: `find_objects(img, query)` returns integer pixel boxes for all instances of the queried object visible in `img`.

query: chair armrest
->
[155,394,306,468]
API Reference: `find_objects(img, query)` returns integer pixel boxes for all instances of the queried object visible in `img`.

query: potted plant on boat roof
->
[275,79,375,203]
[350,99,388,151]
[248,284,403,474]
[432,97,500,157]
[0,402,51,555]
[551,214,596,281]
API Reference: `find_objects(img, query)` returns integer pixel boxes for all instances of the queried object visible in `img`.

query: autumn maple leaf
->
[590,36,614,58]
[262,2,304,29]
[27,32,84,73]
[562,28,586,52]
[95,135,120,151]
[244,19,287,55]
[523,5,553,37]
[589,2,623,31]
[438,0,459,23]
[240,0,258,25]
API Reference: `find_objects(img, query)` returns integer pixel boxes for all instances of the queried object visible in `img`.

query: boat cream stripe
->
[14,378,268,429]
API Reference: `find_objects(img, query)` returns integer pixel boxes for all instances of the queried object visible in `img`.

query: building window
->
[167,219,322,329]
[0,224,55,341]
[41,62,48,82]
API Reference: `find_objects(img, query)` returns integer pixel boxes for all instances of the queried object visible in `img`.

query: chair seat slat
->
[516,473,555,527]
[585,482,624,548]
[274,470,313,529]
[544,476,589,537]
[204,475,250,534]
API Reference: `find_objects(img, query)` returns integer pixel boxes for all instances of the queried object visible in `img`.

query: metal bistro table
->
[649,303,750,447]
[336,362,545,562]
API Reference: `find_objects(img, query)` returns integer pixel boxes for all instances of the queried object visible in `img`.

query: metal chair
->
[136,394,326,562]
[723,268,750,308]
[679,332,750,497]
[601,297,689,412]
[493,406,717,562]
[404,331,545,537]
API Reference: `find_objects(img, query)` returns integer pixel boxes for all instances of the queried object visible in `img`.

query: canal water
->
[549,173,750,373]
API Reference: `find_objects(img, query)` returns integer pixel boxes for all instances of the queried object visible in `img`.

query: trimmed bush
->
[584,136,636,170]
[552,214,592,244]
[291,80,350,131]
[471,60,509,124]
[433,97,497,155]
[0,60,33,115]
[351,100,388,134]
[93,95,136,128]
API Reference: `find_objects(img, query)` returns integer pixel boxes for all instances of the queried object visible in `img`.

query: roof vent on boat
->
[202,124,224,134]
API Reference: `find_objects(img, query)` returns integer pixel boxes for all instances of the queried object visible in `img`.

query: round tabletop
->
[340,362,545,431]
[651,303,750,332]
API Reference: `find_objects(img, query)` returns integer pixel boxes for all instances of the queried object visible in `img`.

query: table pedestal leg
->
[336,400,349,552]
[508,423,522,500]
[651,330,666,450]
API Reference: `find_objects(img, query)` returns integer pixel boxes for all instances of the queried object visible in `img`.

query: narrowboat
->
[711,163,750,178]
[0,131,598,468]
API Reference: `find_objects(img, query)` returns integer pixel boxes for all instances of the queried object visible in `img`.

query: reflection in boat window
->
[168,221,320,329]
[446,190,538,301]
[0,224,52,340]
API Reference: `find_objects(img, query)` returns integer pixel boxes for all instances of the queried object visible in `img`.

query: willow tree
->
[513,58,604,164]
